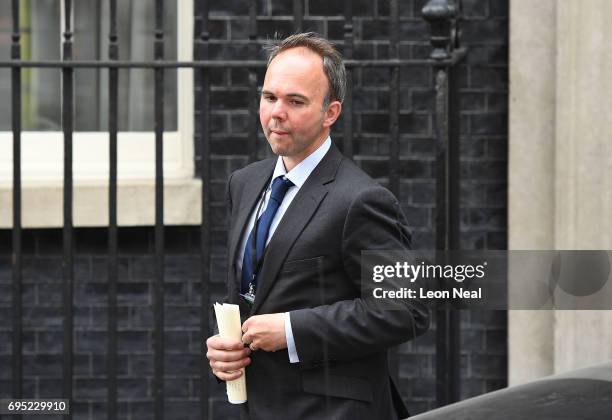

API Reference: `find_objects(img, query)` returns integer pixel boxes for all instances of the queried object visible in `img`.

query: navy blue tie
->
[241,176,294,296]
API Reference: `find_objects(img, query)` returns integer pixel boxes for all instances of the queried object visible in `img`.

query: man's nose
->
[270,100,287,120]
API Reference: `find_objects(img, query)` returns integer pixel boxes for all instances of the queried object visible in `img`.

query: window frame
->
[0,0,194,183]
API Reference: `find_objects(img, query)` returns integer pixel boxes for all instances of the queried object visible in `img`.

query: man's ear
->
[323,101,342,128]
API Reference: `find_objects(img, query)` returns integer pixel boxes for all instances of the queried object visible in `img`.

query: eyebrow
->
[261,90,309,101]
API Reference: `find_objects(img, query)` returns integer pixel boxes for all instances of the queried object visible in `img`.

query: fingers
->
[242,316,262,343]
[206,334,251,370]
[240,329,259,352]
[242,334,261,352]
[206,333,254,382]
[241,318,251,333]
[213,369,244,382]
[240,314,286,353]
[241,331,253,346]
[206,334,244,351]
[210,357,251,373]
[206,346,251,363]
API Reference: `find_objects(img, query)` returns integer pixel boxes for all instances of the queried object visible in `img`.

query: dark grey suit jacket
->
[224,144,430,420]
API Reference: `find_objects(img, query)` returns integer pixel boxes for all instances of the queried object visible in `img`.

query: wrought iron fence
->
[2,0,466,418]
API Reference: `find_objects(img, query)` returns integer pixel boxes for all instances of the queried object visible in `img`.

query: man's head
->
[260,33,345,169]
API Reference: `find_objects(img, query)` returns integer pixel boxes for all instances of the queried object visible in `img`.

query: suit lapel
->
[251,145,343,314]
[228,158,276,284]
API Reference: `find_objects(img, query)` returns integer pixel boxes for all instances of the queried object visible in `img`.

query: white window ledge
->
[0,177,202,228]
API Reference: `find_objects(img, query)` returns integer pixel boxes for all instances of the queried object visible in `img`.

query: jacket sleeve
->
[289,186,430,369]
[213,172,236,337]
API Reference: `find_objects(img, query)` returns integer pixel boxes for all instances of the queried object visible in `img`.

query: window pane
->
[0,0,178,132]
[0,0,12,129]
[0,0,61,130]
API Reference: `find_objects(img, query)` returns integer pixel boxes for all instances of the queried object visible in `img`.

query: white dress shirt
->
[236,136,331,363]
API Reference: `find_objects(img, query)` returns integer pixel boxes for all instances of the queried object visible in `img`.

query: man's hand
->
[241,313,287,352]
[206,335,251,381]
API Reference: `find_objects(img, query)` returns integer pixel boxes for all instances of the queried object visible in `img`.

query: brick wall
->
[0,0,508,418]
[0,228,209,419]
[194,0,509,415]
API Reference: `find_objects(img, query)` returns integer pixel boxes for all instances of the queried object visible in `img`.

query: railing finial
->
[422,0,459,61]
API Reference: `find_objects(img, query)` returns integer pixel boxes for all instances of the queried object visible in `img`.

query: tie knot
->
[270,176,294,203]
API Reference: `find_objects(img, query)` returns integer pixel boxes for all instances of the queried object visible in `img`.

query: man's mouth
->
[270,129,289,136]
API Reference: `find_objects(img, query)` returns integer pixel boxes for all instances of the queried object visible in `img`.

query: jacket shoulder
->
[333,157,394,202]
[229,157,275,186]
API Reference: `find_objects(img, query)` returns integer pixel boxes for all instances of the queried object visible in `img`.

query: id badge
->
[240,292,255,305]
[240,283,256,305]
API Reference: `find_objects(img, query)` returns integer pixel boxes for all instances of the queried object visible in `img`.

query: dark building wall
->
[0,228,210,420]
[193,0,509,415]
[0,0,508,419]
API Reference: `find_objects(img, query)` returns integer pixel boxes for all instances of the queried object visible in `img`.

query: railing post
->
[197,1,211,419]
[293,0,303,33]
[387,0,402,398]
[107,0,119,418]
[248,1,258,163]
[11,2,23,418]
[153,1,166,419]
[342,0,354,158]
[423,0,463,408]
[60,1,75,418]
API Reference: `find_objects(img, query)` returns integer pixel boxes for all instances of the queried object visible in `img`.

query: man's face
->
[260,47,340,164]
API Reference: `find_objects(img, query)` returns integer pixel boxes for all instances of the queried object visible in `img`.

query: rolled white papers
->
[213,302,247,404]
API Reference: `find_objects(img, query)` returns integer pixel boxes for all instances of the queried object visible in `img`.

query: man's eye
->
[290,100,304,106]
[263,95,276,102]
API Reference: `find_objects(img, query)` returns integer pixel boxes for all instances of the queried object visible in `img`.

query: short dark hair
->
[263,32,346,107]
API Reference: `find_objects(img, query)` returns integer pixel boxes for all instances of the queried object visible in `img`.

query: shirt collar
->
[271,136,331,188]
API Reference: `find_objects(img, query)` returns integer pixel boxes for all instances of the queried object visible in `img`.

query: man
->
[206,33,429,419]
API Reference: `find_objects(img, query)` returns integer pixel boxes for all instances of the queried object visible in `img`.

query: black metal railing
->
[196,4,211,420]
[423,0,467,407]
[10,1,23,414]
[107,0,119,416]
[3,0,466,418]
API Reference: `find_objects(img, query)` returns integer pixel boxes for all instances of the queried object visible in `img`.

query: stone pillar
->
[508,0,556,385]
[553,0,612,373]
[509,0,612,384]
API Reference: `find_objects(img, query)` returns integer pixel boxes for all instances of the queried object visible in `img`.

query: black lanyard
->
[249,183,271,290]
